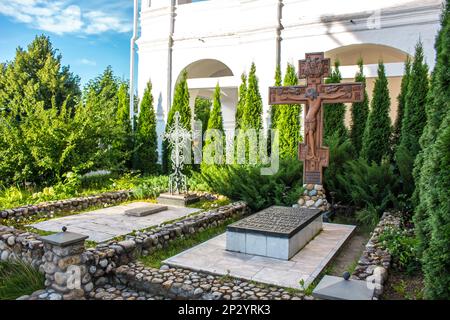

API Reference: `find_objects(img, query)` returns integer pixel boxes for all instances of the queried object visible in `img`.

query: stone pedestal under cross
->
[269,52,364,185]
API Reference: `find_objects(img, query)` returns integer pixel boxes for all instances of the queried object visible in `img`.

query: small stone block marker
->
[157,192,199,207]
[40,231,89,247]
[226,206,323,260]
[124,205,168,217]
[312,275,374,300]
[39,231,91,300]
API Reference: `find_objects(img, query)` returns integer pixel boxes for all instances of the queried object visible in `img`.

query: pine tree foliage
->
[413,0,450,298]
[276,63,302,159]
[235,73,247,130]
[116,82,133,169]
[0,35,80,113]
[207,83,224,132]
[361,62,392,164]
[241,63,263,131]
[350,59,369,157]
[399,41,429,158]
[162,70,191,172]
[135,81,158,174]
[395,42,429,197]
[324,61,347,140]
[194,97,211,135]
[270,65,282,129]
[392,57,412,152]
[203,83,225,165]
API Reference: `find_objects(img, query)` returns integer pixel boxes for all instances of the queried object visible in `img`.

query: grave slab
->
[157,192,199,207]
[124,205,168,217]
[30,202,200,243]
[164,223,355,289]
[226,206,323,260]
[312,275,374,300]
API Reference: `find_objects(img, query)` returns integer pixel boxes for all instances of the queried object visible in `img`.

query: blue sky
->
[0,0,135,87]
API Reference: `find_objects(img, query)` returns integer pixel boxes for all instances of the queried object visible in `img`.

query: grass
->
[382,269,425,300]
[188,197,231,210]
[139,216,238,269]
[0,173,168,211]
[0,260,45,300]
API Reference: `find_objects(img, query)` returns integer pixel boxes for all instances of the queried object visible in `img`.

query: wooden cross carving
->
[269,52,364,185]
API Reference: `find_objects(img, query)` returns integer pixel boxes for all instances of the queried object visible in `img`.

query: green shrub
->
[0,185,32,210]
[131,175,169,199]
[323,133,355,203]
[0,260,44,300]
[379,227,420,274]
[335,158,399,212]
[192,159,303,211]
[356,205,380,229]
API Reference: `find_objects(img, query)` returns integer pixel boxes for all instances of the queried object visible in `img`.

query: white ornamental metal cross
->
[163,111,191,194]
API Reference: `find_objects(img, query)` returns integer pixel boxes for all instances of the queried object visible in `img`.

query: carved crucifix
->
[269,52,364,185]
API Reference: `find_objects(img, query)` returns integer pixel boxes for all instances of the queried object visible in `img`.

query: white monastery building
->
[134,0,444,158]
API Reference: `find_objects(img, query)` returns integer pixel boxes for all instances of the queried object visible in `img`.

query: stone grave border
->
[0,201,248,300]
[350,211,402,299]
[0,190,132,221]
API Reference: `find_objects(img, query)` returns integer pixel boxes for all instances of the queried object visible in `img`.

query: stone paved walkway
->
[164,223,355,289]
[30,202,200,242]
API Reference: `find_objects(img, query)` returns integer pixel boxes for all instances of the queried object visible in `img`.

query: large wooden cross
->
[269,52,364,185]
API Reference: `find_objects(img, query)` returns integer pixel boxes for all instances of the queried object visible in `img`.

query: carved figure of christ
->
[268,52,364,185]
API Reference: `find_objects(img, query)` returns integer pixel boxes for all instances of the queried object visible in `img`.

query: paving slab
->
[312,275,374,300]
[30,202,200,242]
[164,223,355,289]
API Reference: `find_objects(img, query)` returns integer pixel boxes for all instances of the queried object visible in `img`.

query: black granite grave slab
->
[227,206,322,238]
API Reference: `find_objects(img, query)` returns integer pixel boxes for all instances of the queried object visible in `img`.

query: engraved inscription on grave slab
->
[227,206,322,238]
[226,206,323,260]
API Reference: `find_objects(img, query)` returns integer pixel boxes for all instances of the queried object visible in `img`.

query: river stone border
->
[95,262,312,300]
[0,190,131,221]
[351,211,402,299]
[11,201,248,300]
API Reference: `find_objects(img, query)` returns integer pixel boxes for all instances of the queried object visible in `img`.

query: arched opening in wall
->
[325,44,410,127]
[175,59,238,132]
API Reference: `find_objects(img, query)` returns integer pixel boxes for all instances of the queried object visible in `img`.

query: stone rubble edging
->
[93,262,312,301]
[0,225,45,268]
[0,190,132,220]
[14,201,249,300]
[351,211,402,298]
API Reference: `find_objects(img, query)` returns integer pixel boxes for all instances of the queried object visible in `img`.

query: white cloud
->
[0,0,132,35]
[84,11,132,35]
[79,58,96,66]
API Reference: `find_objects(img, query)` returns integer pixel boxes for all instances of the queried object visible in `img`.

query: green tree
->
[395,42,429,197]
[116,82,133,169]
[270,65,282,129]
[235,73,247,130]
[241,63,263,130]
[350,59,369,157]
[203,83,225,165]
[361,62,392,164]
[399,42,429,158]
[0,68,121,185]
[391,57,412,152]
[421,112,450,299]
[276,63,302,159]
[135,81,158,174]
[194,96,211,135]
[207,83,224,132]
[0,35,80,112]
[324,61,347,140]
[413,0,450,285]
[162,70,191,172]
